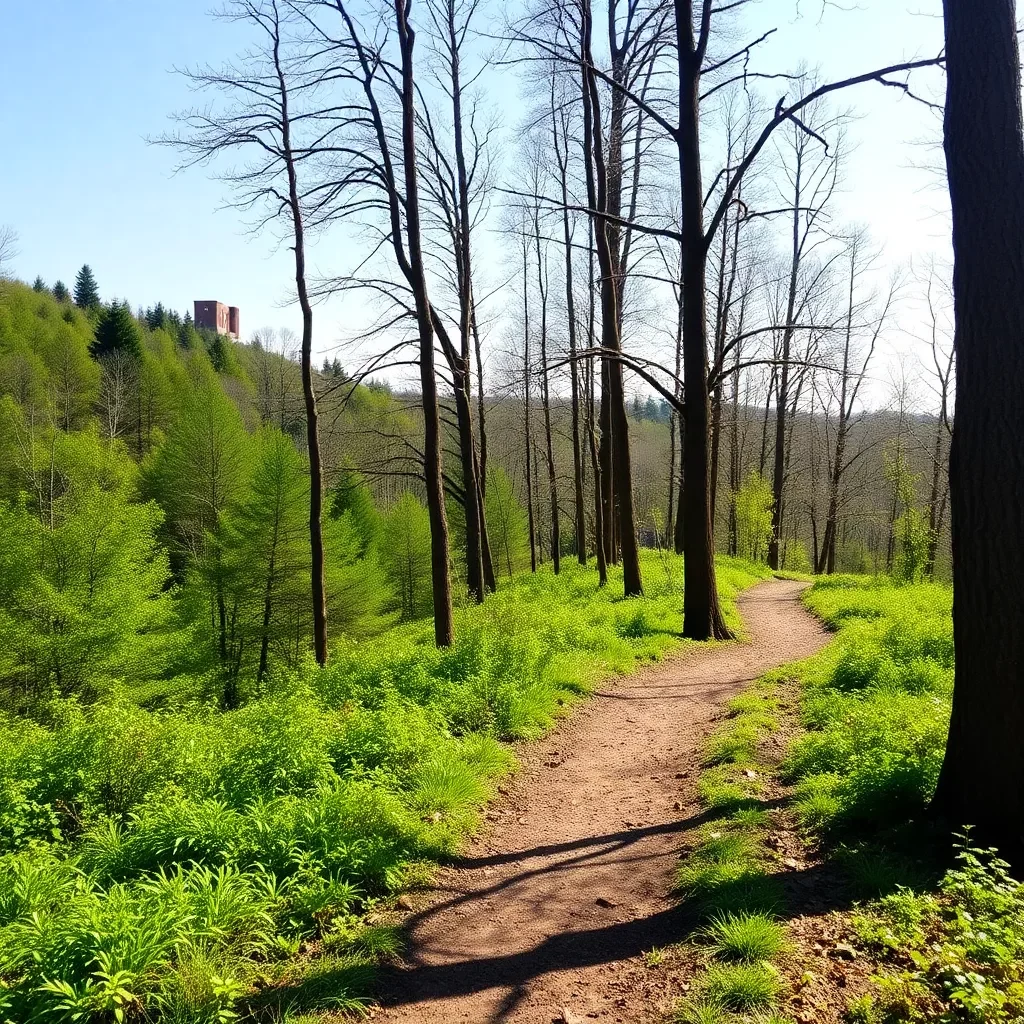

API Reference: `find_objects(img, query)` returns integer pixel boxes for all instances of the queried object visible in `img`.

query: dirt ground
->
[371,580,830,1024]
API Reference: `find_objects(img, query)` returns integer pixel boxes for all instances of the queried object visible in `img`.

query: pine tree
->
[32,276,46,293]
[331,466,380,555]
[73,265,100,310]
[220,428,310,684]
[92,301,142,359]
[380,494,434,621]
[177,312,200,350]
[146,302,168,331]
[52,280,69,303]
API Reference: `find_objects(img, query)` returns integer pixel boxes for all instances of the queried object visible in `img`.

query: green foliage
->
[676,822,782,918]
[144,358,250,564]
[485,467,530,579]
[786,578,952,834]
[884,443,932,584]
[380,492,434,621]
[52,280,70,303]
[73,264,101,310]
[331,465,380,555]
[733,472,774,563]
[0,434,174,705]
[0,281,100,429]
[0,552,768,1021]
[700,961,782,1011]
[892,505,932,584]
[93,300,143,359]
[850,831,1024,1023]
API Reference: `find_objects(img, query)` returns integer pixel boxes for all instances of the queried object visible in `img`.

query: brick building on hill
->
[194,300,240,339]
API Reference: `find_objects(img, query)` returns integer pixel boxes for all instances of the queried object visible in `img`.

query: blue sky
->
[1,0,947,364]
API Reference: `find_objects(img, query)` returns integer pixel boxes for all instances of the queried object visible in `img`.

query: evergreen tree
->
[177,312,201,350]
[144,362,249,683]
[73,265,100,310]
[380,494,434,621]
[485,467,530,579]
[93,301,142,359]
[220,427,310,684]
[32,276,46,293]
[146,302,169,331]
[331,466,380,555]
[52,280,69,302]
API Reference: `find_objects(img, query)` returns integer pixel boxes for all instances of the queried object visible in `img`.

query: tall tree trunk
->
[581,0,642,595]
[932,0,1024,849]
[276,33,328,665]
[586,227,608,585]
[523,234,537,573]
[925,405,950,579]
[676,0,730,639]
[396,0,453,646]
[673,413,686,555]
[667,246,684,547]
[443,0,488,602]
[534,206,560,572]
[553,102,587,565]
[767,164,803,570]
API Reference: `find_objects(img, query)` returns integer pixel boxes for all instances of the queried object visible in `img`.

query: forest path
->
[371,580,828,1024]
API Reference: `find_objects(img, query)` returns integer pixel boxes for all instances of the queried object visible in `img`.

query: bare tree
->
[922,270,954,578]
[163,0,329,664]
[766,107,843,569]
[0,226,18,279]
[98,350,139,441]
[816,230,892,574]
[418,0,497,599]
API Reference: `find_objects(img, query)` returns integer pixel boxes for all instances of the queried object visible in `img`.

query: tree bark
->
[767,161,802,571]
[533,201,560,573]
[581,0,642,596]
[553,100,587,565]
[276,22,328,665]
[676,0,731,640]
[931,0,1024,850]
[395,0,454,646]
[523,233,538,573]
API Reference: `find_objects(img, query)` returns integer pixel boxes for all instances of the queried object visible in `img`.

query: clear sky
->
[1,0,948,365]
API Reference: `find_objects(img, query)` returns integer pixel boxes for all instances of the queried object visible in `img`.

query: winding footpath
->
[372,580,829,1024]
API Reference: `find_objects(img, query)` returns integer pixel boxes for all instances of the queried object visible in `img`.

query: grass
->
[772,574,1024,1022]
[785,575,953,838]
[702,961,782,1010]
[704,912,787,962]
[0,552,770,1022]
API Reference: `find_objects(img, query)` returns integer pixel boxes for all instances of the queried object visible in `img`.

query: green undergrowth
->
[845,830,1024,1023]
[772,575,1024,1022]
[675,680,796,1024]
[0,553,769,1023]
[786,575,952,840]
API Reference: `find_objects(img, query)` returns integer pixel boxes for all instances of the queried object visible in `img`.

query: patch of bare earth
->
[365,580,829,1024]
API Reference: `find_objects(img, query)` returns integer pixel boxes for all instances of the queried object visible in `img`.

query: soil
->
[371,579,830,1024]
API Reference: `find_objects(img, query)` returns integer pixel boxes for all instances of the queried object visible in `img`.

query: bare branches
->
[0,225,18,278]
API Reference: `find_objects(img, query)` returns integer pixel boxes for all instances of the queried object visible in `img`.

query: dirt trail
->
[374,580,828,1024]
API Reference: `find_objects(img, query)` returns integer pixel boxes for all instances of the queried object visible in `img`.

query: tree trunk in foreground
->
[676,0,732,640]
[931,0,1024,852]
[396,0,453,646]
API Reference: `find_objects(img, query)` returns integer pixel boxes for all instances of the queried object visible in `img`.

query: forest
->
[1,0,1022,1021]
